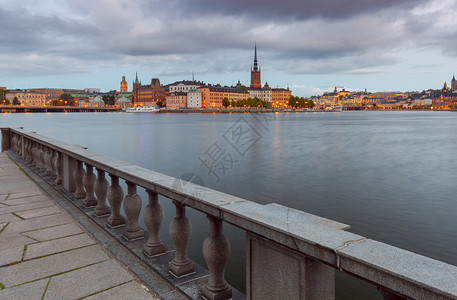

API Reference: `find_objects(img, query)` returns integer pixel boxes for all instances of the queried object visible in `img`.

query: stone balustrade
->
[2,127,457,300]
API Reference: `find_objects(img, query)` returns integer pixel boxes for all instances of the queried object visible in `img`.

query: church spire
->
[134,72,140,85]
[253,43,259,72]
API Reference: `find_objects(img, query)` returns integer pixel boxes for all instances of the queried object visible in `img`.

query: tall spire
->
[134,72,140,85]
[192,71,195,81]
[253,43,259,72]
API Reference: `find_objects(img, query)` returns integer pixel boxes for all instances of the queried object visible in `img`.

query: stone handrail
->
[2,127,457,300]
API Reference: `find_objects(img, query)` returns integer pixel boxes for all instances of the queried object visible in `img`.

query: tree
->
[60,93,73,106]
[102,95,115,106]
[4,99,10,105]
[156,100,164,108]
[12,97,20,105]
[222,97,230,108]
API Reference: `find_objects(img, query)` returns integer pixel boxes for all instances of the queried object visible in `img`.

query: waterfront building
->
[168,80,205,93]
[250,44,261,88]
[187,88,202,108]
[84,88,100,93]
[166,92,187,109]
[272,88,291,108]
[120,75,128,93]
[72,93,92,107]
[132,73,166,106]
[5,90,47,106]
[115,96,132,108]
[246,82,272,103]
[89,96,105,108]
[199,85,249,108]
[29,88,85,102]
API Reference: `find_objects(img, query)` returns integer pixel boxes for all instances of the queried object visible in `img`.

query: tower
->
[250,44,261,88]
[132,72,140,104]
[452,74,456,91]
[120,75,127,93]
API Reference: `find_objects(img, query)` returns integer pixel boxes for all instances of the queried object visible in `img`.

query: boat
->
[125,106,160,113]
[333,105,343,112]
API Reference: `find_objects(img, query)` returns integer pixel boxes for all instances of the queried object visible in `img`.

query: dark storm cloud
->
[159,0,428,21]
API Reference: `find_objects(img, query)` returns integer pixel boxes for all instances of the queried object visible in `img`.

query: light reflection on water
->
[2,111,457,299]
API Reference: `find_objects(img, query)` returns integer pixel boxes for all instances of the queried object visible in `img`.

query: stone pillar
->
[94,169,110,217]
[62,154,76,193]
[82,164,97,208]
[202,216,232,300]
[143,190,166,256]
[50,150,57,180]
[44,147,53,176]
[73,160,86,200]
[107,175,125,227]
[123,182,144,241]
[169,201,194,277]
[55,151,62,185]
[39,145,47,172]
[26,139,32,162]
[35,144,43,170]
[31,142,38,167]
[246,232,335,300]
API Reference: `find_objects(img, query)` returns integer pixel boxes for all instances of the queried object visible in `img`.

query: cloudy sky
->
[1,0,457,96]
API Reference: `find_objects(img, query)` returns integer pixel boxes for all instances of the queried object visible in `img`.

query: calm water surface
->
[2,111,457,299]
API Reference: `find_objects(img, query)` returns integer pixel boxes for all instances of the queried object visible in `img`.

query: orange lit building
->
[199,85,248,108]
[272,88,291,108]
[5,90,47,106]
[29,88,84,103]
[166,92,187,109]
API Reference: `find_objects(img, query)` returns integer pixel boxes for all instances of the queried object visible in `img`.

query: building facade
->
[29,88,85,103]
[166,92,187,109]
[6,90,47,106]
[168,80,204,93]
[132,73,166,106]
[187,88,202,108]
[272,88,292,108]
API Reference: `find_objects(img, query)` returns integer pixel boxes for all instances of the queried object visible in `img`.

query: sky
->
[1,0,457,97]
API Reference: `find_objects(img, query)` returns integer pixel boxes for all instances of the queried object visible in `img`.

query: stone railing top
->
[7,127,457,300]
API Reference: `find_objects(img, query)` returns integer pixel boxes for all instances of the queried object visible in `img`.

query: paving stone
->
[0,245,109,287]
[22,223,84,242]
[85,280,159,300]
[0,200,55,215]
[2,195,50,206]
[0,245,24,266]
[44,260,135,299]
[3,190,44,200]
[3,213,73,235]
[24,233,95,260]
[0,232,35,251]
[0,278,48,300]
[15,206,62,220]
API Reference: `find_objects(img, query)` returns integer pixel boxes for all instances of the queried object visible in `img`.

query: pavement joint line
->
[21,245,28,261]
[4,193,10,201]
[11,212,25,220]
[41,278,51,300]
[0,282,5,290]
[0,202,11,207]
[78,279,137,299]
[0,222,9,234]
[21,232,86,243]
[20,243,97,262]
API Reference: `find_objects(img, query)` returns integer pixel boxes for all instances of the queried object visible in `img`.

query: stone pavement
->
[0,153,160,299]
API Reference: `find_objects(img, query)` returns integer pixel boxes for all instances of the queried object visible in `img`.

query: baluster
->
[202,216,232,300]
[123,182,144,240]
[26,139,32,162]
[35,144,43,170]
[23,138,28,160]
[44,147,52,176]
[143,190,166,256]
[55,151,63,185]
[39,145,47,172]
[73,160,86,200]
[94,169,110,217]
[107,175,125,227]
[32,142,39,168]
[82,164,97,207]
[11,135,16,152]
[169,201,194,277]
[50,149,57,180]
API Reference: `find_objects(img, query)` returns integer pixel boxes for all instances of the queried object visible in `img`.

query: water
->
[2,111,457,299]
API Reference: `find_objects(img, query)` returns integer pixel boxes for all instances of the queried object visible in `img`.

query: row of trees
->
[222,97,269,108]
[288,96,315,108]
[2,97,20,105]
